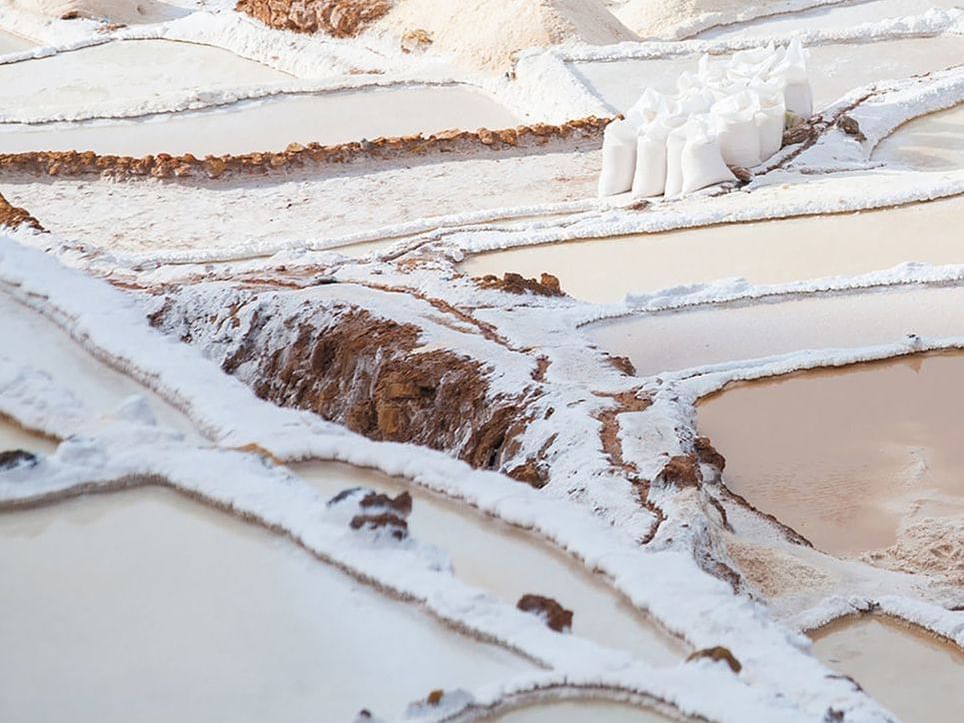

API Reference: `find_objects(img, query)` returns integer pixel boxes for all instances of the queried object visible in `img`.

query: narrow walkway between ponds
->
[295,460,687,664]
[0,487,532,723]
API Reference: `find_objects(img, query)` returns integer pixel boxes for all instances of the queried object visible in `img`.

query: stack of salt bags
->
[598,38,812,198]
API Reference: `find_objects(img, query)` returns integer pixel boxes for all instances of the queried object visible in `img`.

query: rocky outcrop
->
[0,193,43,231]
[0,117,611,181]
[516,593,573,632]
[235,0,391,37]
[475,272,564,298]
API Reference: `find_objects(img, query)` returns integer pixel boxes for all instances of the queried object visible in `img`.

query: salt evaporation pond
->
[492,700,676,722]
[0,40,289,114]
[572,36,964,113]
[0,416,57,456]
[295,461,685,663]
[811,616,964,723]
[0,487,532,723]
[698,353,964,556]
[698,0,962,40]
[586,284,964,376]
[0,85,520,156]
[0,291,199,438]
[461,196,964,303]
[873,103,964,171]
[0,29,34,54]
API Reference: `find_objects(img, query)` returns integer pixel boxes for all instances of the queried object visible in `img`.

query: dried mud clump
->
[0,450,39,471]
[686,646,742,673]
[516,594,573,633]
[0,117,611,180]
[837,114,866,142]
[400,28,433,53]
[350,511,408,540]
[0,193,44,231]
[475,272,564,297]
[659,454,702,488]
[507,459,548,489]
[235,0,391,37]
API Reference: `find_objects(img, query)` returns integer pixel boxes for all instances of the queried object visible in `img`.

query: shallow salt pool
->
[585,284,964,376]
[873,103,964,171]
[0,29,34,54]
[698,353,964,556]
[0,291,199,438]
[572,36,964,114]
[295,460,686,663]
[0,39,289,116]
[460,196,964,303]
[811,616,964,723]
[0,487,532,722]
[491,700,676,722]
[0,416,57,456]
[698,0,963,40]
[0,84,520,156]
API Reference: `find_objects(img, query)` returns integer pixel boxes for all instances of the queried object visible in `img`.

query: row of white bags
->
[599,39,812,198]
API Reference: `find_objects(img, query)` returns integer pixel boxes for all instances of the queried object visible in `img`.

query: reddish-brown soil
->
[516,593,573,633]
[0,117,611,180]
[0,192,43,231]
[235,0,392,37]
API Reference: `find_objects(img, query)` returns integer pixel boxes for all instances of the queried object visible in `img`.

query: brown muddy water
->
[294,461,686,663]
[0,487,532,722]
[698,353,964,557]
[811,616,964,723]
[461,196,964,303]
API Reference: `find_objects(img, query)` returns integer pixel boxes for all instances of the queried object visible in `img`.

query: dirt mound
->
[372,0,637,70]
[0,192,43,231]
[235,0,392,37]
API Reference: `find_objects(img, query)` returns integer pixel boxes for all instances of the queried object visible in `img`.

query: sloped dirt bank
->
[148,287,547,483]
[0,192,43,231]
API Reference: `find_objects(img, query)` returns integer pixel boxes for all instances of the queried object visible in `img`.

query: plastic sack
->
[713,90,762,168]
[628,87,666,124]
[750,80,786,159]
[773,38,812,116]
[662,116,689,197]
[598,119,638,197]
[679,86,716,115]
[631,123,668,197]
[680,120,736,194]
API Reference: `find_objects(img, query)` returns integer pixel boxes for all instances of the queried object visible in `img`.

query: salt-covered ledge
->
[0,238,902,722]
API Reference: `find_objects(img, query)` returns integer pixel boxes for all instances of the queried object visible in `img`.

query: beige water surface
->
[295,460,686,663]
[0,85,520,156]
[0,29,34,54]
[873,103,964,171]
[0,416,57,456]
[491,700,676,722]
[461,196,964,303]
[698,353,964,556]
[0,487,532,723]
[811,616,964,723]
[586,284,964,376]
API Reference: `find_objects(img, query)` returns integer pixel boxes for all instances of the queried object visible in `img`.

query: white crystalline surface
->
[1,2,963,722]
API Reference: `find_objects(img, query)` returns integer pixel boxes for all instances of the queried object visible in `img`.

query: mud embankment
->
[0,192,43,231]
[149,292,547,484]
[0,117,611,180]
